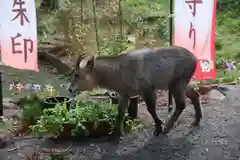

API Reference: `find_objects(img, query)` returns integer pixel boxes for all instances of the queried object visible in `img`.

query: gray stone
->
[3,98,14,103]
[189,81,200,87]
[217,85,237,91]
[3,103,19,110]
[3,98,19,110]
[127,35,136,44]
[3,109,21,119]
[18,145,39,160]
[207,89,226,100]
[138,103,153,127]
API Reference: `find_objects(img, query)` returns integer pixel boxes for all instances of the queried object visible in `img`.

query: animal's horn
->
[79,56,95,69]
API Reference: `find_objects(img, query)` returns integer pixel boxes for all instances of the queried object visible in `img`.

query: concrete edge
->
[38,51,73,74]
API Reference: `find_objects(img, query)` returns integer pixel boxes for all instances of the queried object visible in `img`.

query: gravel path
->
[1,85,240,160]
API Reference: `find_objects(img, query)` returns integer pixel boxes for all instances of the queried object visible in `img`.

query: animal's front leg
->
[168,90,173,113]
[143,91,163,136]
[115,95,130,136]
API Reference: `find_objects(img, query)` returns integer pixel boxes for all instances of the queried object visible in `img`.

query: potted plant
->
[86,89,110,103]
[87,89,139,116]
[41,85,73,109]
[31,100,142,139]
[108,91,139,119]
[20,94,43,125]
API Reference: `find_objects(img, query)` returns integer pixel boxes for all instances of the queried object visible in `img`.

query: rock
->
[3,109,21,119]
[0,134,13,149]
[198,86,213,95]
[19,145,40,160]
[3,102,19,110]
[0,137,7,149]
[138,103,153,127]
[3,98,13,103]
[206,89,226,100]
[127,35,136,44]
[189,81,199,87]
[3,98,20,110]
[217,85,237,92]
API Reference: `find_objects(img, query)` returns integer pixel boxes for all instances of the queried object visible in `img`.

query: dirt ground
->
[1,85,240,160]
[0,60,68,101]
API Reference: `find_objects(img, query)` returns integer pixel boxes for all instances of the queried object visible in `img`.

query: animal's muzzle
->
[67,86,82,98]
[68,88,73,93]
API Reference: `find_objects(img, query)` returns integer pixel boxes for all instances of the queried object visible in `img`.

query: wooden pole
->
[169,0,173,46]
[0,72,3,117]
[92,0,100,54]
[118,0,123,39]
[168,0,174,111]
[0,41,3,116]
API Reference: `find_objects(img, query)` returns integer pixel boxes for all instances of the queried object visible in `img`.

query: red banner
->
[173,0,217,80]
[0,0,38,71]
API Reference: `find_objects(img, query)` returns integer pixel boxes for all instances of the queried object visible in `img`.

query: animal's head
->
[68,55,97,94]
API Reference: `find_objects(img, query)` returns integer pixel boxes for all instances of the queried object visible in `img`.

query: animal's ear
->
[79,56,95,69]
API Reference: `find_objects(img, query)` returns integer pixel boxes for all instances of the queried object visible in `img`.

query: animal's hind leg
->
[185,85,203,126]
[168,90,173,113]
[115,95,130,136]
[143,91,163,136]
[163,81,187,134]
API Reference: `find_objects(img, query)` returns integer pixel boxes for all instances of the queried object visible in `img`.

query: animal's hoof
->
[162,126,171,135]
[162,129,169,135]
[168,108,172,113]
[191,120,200,127]
[153,125,163,136]
[109,134,121,144]
[0,139,7,149]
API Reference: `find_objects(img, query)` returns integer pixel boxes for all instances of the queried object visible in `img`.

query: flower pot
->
[109,92,119,104]
[87,91,111,103]
[109,92,139,119]
[59,121,112,138]
[85,121,112,137]
[89,95,110,103]
[42,96,73,109]
[88,91,109,97]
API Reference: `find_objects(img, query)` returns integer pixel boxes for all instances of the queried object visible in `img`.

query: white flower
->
[15,83,24,91]
[32,84,41,92]
[9,84,15,90]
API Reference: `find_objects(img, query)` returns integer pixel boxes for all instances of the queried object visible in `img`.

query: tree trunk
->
[92,0,100,54]
[40,0,60,10]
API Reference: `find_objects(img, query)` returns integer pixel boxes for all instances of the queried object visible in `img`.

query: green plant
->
[215,38,223,51]
[205,69,240,84]
[101,35,129,55]
[216,56,226,69]
[31,102,68,136]
[217,0,240,15]
[155,18,169,41]
[50,153,66,160]
[21,94,43,125]
[124,118,143,133]
[31,101,142,137]
[18,84,65,126]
